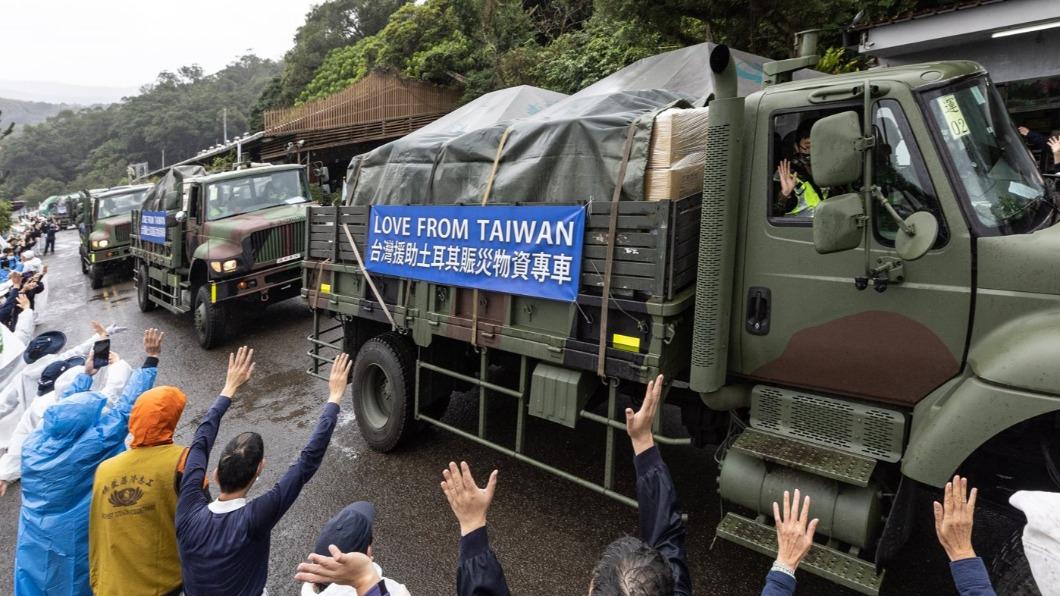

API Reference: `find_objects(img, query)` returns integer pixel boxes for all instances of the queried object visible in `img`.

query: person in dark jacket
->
[759,474,997,596]
[295,374,691,596]
[43,219,57,255]
[176,348,351,596]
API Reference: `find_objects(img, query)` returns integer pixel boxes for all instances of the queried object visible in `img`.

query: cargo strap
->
[342,223,396,330]
[471,126,513,347]
[307,258,332,311]
[597,124,638,378]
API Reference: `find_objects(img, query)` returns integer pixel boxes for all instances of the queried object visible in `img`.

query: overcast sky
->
[0,0,321,103]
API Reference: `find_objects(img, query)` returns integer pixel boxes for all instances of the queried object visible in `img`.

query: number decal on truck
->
[276,253,302,264]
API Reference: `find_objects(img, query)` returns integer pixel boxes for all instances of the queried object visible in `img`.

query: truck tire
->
[990,528,1041,595]
[89,265,105,289]
[351,332,416,452]
[194,285,226,349]
[136,264,156,313]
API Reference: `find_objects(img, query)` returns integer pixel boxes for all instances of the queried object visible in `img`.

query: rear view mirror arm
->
[872,187,915,235]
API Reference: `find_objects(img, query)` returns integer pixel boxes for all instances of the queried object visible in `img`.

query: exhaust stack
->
[689,45,745,397]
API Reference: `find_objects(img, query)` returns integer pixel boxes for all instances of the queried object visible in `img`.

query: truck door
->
[737,96,973,407]
[184,185,203,264]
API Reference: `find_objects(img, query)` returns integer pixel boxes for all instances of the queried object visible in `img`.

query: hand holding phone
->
[92,339,111,371]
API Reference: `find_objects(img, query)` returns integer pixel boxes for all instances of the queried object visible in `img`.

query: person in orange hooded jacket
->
[88,381,197,596]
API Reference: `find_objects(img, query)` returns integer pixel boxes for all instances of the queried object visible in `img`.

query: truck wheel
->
[89,265,105,289]
[194,285,226,349]
[351,332,416,452]
[990,528,1041,595]
[136,265,156,313]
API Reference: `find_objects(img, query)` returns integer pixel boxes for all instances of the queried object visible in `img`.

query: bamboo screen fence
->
[263,72,460,136]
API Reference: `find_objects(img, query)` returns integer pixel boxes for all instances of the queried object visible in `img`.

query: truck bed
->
[303,197,701,382]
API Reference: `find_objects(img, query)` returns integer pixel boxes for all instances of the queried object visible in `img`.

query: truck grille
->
[250,223,304,265]
[114,223,131,244]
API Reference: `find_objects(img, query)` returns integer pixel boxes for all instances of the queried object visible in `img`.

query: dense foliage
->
[250,0,410,128]
[0,56,280,206]
[0,0,960,206]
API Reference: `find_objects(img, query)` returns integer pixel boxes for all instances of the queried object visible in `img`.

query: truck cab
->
[79,184,152,288]
[132,164,310,348]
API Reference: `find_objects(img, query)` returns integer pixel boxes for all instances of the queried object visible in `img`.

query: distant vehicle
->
[131,164,310,348]
[79,184,152,289]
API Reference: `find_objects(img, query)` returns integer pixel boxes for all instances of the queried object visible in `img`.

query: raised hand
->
[294,544,379,590]
[441,461,498,536]
[778,159,797,198]
[16,293,30,312]
[222,346,255,398]
[143,328,164,357]
[933,475,978,562]
[1048,135,1060,159]
[773,488,819,572]
[91,321,108,338]
[626,374,662,455]
[328,353,352,404]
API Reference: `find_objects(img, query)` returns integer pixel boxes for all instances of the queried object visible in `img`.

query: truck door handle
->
[745,287,771,336]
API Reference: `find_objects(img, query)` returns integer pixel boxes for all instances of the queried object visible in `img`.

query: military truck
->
[79,184,152,288]
[131,164,310,348]
[303,39,1055,594]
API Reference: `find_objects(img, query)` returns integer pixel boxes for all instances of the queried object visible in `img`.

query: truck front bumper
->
[87,245,131,266]
[209,261,302,304]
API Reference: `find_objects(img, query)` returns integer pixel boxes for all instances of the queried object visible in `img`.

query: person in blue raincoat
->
[14,328,164,596]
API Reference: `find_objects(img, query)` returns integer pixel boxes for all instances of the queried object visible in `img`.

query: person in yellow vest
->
[775,121,826,217]
[88,384,190,596]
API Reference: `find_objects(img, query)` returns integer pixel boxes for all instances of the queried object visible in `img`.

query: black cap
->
[37,356,85,396]
[313,501,375,556]
[23,331,67,364]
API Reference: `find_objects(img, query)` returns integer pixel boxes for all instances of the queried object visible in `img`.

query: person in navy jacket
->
[296,374,691,595]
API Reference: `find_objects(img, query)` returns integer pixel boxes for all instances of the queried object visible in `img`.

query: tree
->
[252,0,411,124]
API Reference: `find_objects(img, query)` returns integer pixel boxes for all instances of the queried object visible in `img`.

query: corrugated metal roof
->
[855,0,1006,31]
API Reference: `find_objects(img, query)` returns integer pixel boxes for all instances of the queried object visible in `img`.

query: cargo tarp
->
[141,165,206,212]
[345,43,812,206]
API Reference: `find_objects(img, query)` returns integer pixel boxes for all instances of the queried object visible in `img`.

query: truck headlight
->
[92,239,109,249]
[211,259,239,273]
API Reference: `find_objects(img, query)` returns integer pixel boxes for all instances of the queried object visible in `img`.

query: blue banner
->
[365,205,585,302]
[139,211,167,244]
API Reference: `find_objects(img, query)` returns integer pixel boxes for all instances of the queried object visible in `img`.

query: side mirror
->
[895,211,938,261]
[813,193,864,254]
[175,211,187,223]
[810,111,863,188]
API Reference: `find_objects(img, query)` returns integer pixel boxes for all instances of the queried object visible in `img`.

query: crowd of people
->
[0,218,1042,596]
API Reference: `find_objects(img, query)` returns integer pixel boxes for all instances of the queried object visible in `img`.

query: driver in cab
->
[774,121,826,217]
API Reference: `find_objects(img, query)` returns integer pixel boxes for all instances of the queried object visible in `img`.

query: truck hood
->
[194,204,306,262]
[201,204,305,243]
[91,214,132,243]
[977,221,1060,296]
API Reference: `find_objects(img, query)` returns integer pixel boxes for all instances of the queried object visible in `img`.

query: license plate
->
[276,253,302,264]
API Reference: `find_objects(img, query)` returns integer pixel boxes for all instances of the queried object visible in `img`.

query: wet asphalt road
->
[0,230,1015,596]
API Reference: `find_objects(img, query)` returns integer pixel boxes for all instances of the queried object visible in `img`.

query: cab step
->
[732,428,876,487]
[716,512,884,596]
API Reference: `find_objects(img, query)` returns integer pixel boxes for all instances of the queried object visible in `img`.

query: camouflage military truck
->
[304,39,1057,594]
[131,164,309,348]
[79,184,152,289]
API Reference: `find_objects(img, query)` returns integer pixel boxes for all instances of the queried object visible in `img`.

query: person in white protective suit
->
[1009,491,1060,596]
[0,321,128,452]
[0,348,132,496]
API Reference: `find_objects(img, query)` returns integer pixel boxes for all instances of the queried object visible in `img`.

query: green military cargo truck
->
[304,40,1057,594]
[131,164,310,348]
[79,184,152,288]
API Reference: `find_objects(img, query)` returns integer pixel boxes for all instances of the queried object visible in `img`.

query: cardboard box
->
[648,107,710,169]
[644,153,705,201]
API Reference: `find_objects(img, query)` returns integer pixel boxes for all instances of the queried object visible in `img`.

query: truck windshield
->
[205,170,307,220]
[922,77,1051,234]
[97,189,148,219]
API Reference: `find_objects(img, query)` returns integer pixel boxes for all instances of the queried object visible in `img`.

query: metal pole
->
[223,107,228,142]
[604,379,618,490]
[478,348,489,438]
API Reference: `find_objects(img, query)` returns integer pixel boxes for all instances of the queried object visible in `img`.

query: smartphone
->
[92,339,110,370]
